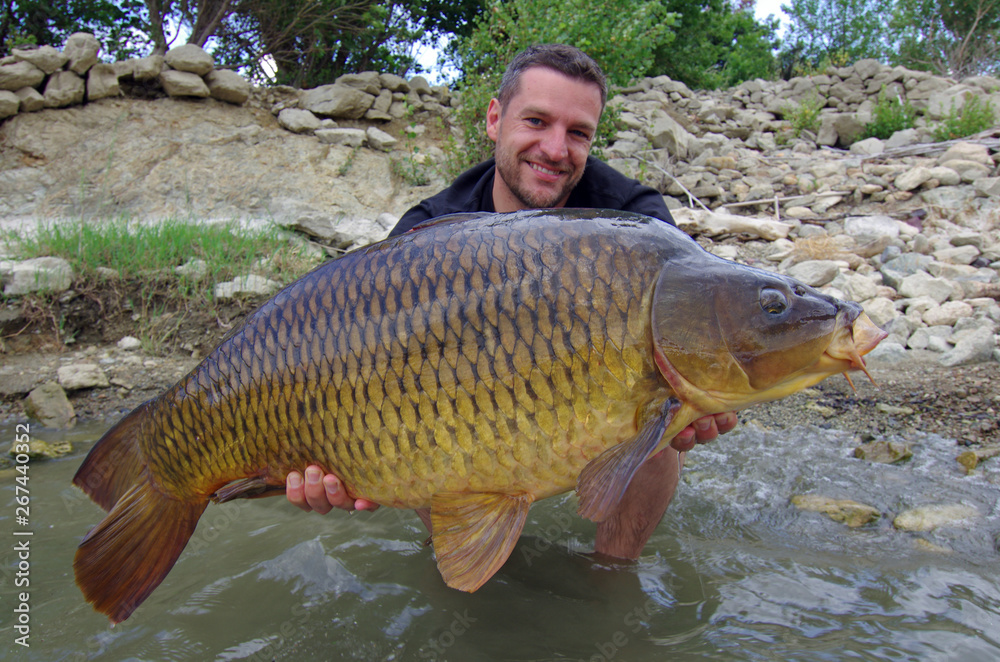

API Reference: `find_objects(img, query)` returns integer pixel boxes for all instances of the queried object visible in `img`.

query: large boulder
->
[300,84,375,119]
[87,62,120,100]
[0,60,45,91]
[64,32,101,74]
[2,257,74,295]
[15,87,45,112]
[159,70,210,98]
[204,69,249,104]
[645,108,694,159]
[11,45,68,74]
[22,382,75,429]
[0,90,18,119]
[277,108,321,133]
[133,54,165,81]
[164,44,214,75]
[43,71,86,108]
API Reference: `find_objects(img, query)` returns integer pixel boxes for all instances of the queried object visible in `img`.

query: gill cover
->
[650,254,851,398]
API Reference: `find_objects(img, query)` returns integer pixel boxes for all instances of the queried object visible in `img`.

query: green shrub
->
[931,94,997,142]
[863,88,918,140]
[784,95,825,138]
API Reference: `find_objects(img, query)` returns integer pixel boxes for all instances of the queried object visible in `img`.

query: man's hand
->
[669,411,738,453]
[286,466,378,514]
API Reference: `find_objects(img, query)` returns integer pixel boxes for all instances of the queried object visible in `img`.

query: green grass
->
[2,217,320,301]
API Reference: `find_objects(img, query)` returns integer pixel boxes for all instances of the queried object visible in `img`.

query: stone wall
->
[0,33,455,155]
[0,36,250,116]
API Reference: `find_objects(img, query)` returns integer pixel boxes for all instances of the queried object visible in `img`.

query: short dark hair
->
[497,44,607,109]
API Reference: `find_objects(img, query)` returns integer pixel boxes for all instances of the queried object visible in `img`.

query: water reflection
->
[1,421,998,661]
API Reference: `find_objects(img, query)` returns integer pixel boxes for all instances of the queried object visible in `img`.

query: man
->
[286,44,737,559]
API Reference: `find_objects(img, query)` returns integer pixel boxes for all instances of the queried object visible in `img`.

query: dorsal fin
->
[408,212,493,233]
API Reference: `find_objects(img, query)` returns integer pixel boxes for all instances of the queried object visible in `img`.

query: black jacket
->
[389,156,674,236]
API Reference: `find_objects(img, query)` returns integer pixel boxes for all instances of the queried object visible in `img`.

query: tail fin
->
[73,401,153,511]
[74,473,206,623]
[72,400,207,623]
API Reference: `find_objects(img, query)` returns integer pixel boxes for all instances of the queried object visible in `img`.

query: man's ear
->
[485,98,501,143]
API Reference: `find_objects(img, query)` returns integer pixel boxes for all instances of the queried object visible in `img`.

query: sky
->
[755,0,789,23]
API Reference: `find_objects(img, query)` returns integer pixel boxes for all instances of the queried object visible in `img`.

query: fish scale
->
[73,209,887,623]
[171,218,637,502]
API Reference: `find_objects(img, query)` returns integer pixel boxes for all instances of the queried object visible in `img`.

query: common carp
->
[73,209,885,622]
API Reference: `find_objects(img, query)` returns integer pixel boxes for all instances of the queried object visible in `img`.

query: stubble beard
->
[494,144,583,210]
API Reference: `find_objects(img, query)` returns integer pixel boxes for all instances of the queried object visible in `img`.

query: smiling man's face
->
[486,66,603,212]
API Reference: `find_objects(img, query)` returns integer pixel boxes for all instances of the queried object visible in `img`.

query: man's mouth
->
[527,161,564,178]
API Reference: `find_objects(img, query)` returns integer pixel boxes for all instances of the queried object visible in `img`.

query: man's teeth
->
[529,163,560,176]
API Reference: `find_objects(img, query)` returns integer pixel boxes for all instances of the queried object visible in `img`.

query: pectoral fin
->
[577,399,680,522]
[431,491,534,592]
[211,476,280,503]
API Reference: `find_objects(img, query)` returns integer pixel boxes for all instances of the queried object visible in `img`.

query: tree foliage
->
[448,0,678,170]
[779,0,894,74]
[650,0,780,89]
[1,0,147,58]
[891,0,1000,77]
[210,0,400,86]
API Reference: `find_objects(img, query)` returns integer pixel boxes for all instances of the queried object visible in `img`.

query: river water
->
[2,420,998,661]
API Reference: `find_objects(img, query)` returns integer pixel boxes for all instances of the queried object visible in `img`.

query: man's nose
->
[538,129,569,161]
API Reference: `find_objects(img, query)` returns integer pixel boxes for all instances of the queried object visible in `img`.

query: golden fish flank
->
[72,209,885,623]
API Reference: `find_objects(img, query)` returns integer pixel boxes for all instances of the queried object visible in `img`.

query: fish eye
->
[760,288,788,315]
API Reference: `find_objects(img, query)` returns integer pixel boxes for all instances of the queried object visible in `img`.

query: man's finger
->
[286,471,309,511]
[714,411,738,435]
[670,426,697,452]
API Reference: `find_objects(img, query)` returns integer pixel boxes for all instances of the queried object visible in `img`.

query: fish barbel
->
[73,209,885,622]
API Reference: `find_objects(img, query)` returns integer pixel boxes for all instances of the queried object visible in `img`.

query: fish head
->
[650,254,887,414]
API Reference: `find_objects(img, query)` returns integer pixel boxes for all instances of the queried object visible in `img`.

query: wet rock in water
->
[22,382,76,429]
[8,437,73,461]
[956,445,1000,474]
[57,363,110,390]
[854,440,913,463]
[791,494,881,527]
[893,504,979,531]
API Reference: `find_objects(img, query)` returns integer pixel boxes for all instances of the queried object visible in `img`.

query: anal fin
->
[431,492,534,592]
[577,399,680,522]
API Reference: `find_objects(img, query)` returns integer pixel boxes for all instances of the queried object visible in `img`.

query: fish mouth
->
[821,311,888,387]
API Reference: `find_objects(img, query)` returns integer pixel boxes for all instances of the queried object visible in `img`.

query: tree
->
[780,0,894,73]
[1,0,146,58]
[208,0,386,86]
[892,0,1000,77]
[650,0,780,89]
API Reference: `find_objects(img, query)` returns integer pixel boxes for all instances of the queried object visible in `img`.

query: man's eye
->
[526,117,543,126]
